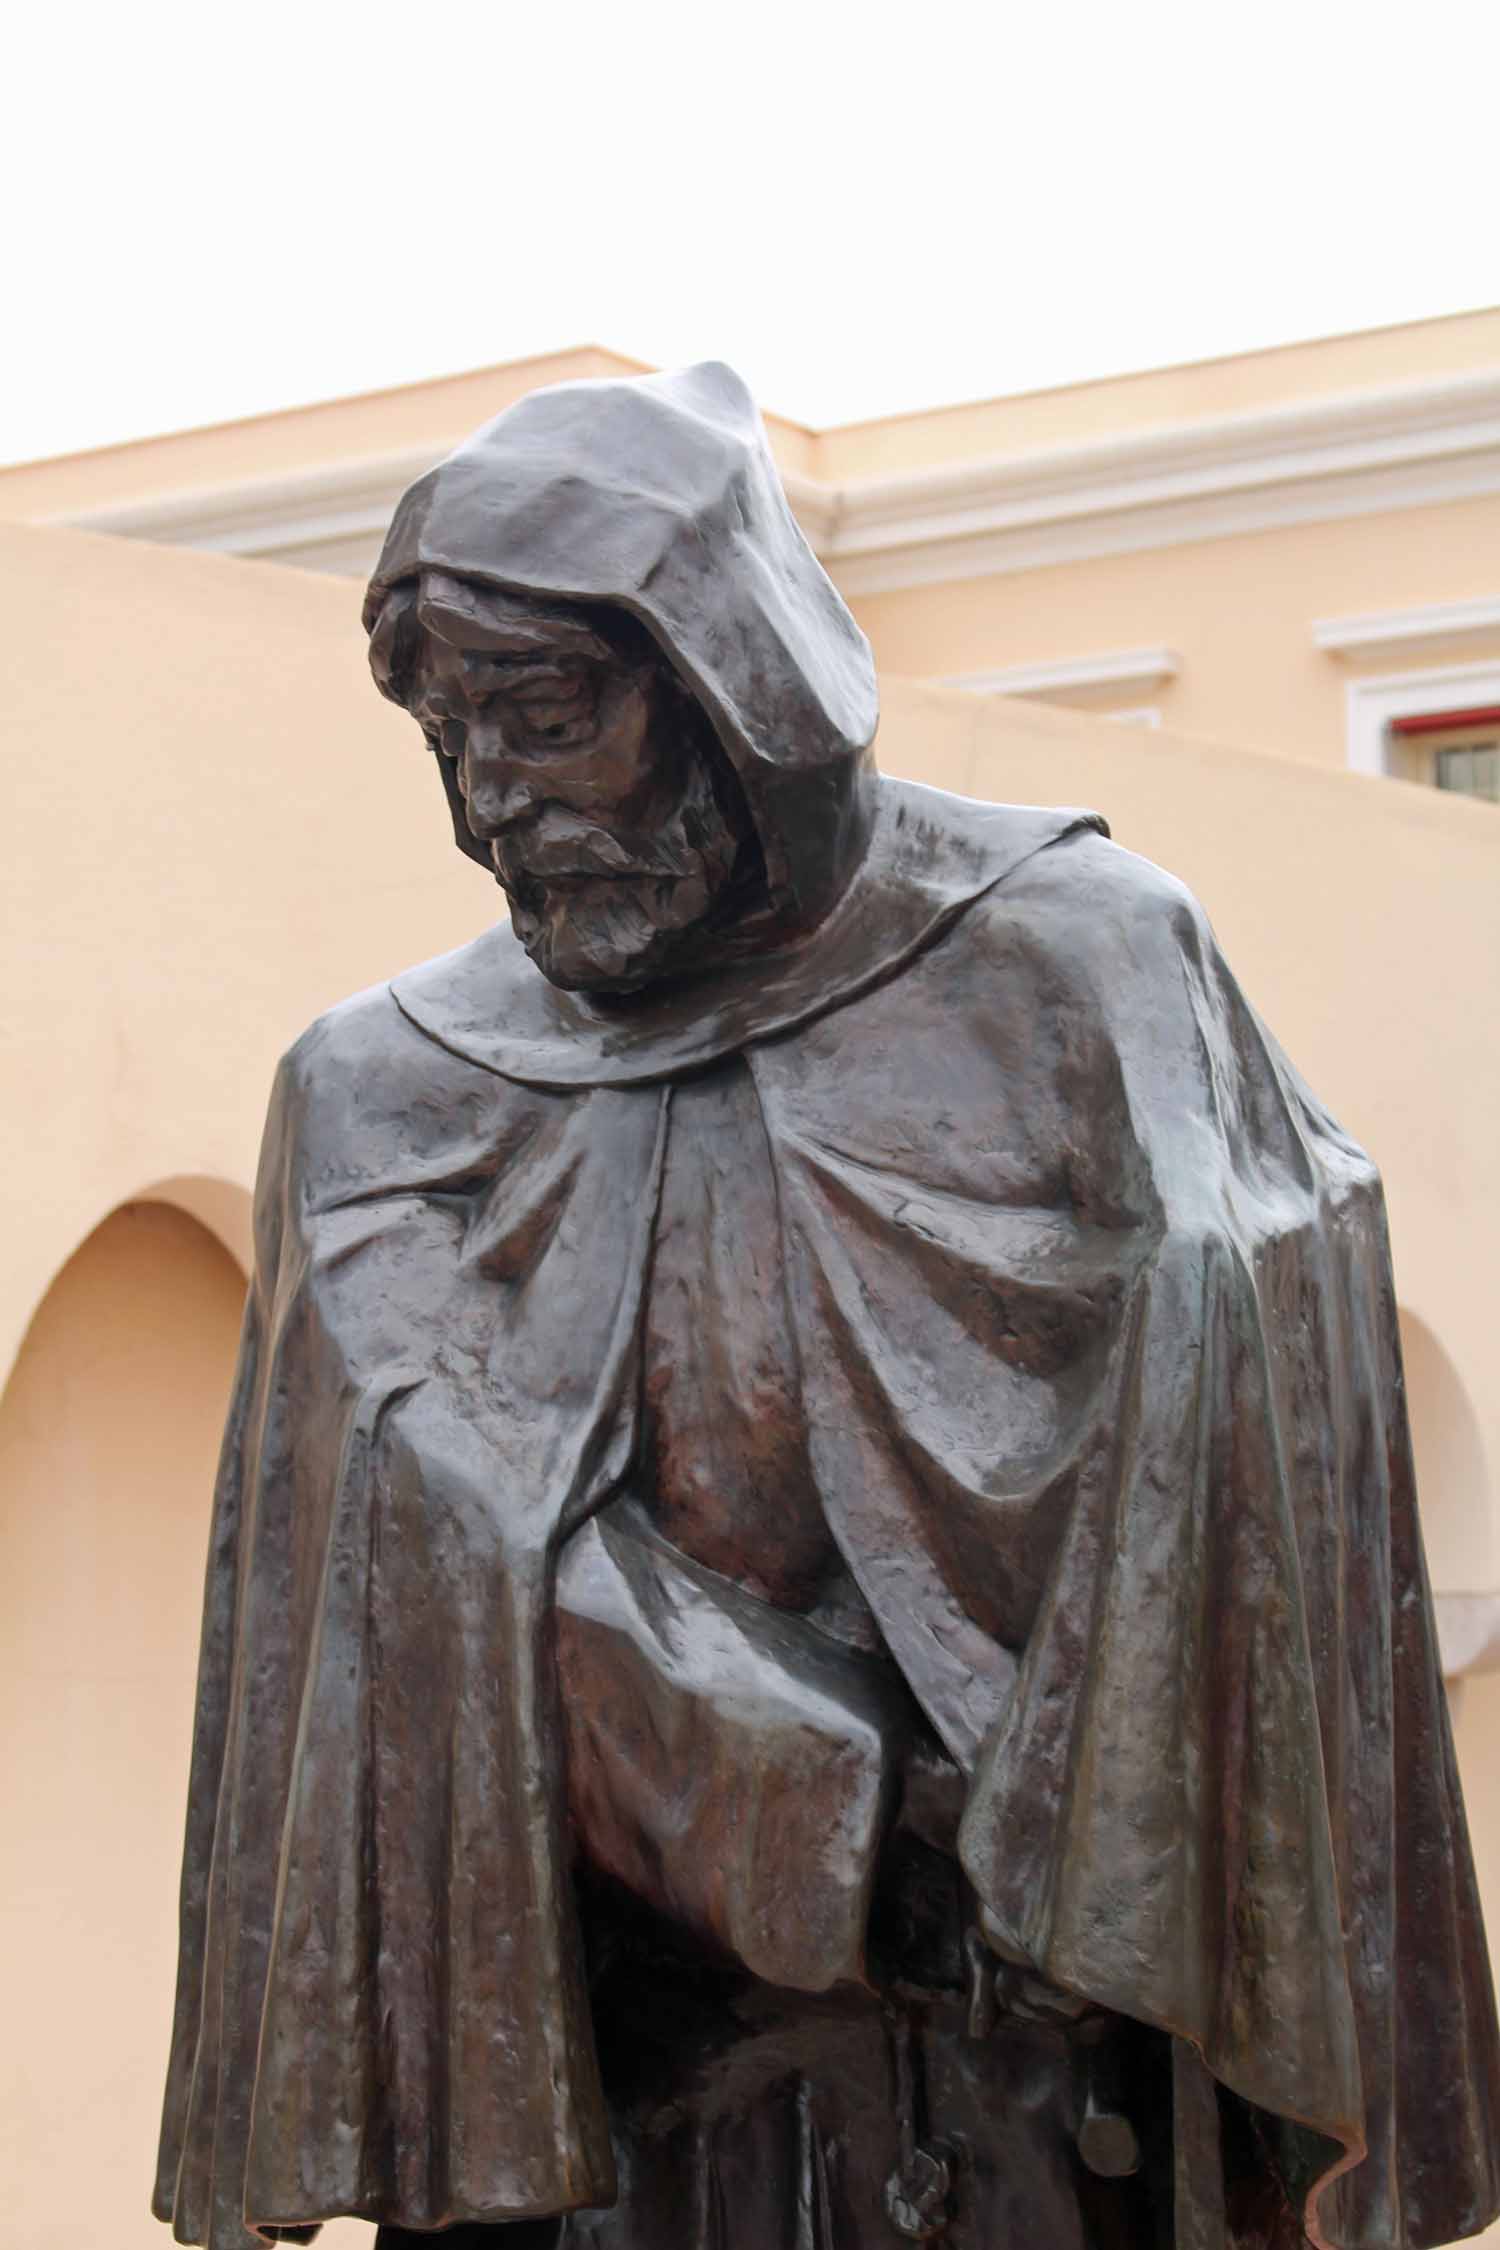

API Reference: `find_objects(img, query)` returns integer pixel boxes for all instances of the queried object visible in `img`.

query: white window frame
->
[1345,659,1500,777]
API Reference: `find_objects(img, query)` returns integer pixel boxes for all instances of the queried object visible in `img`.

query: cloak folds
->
[155,786,1500,2250]
[159,362,1499,2248]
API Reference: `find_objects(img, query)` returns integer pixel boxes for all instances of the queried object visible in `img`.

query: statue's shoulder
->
[907,800,1282,1093]
[958,801,1214,958]
[273,929,521,1142]
[283,977,412,1083]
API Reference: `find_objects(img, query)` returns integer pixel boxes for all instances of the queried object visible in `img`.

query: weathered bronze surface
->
[155,364,1500,2248]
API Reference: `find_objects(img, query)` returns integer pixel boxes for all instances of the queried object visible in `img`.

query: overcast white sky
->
[5,0,1498,464]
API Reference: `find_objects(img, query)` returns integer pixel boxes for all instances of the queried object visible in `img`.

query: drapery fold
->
[156,1018,667,2243]
[747,831,1500,2247]
[157,804,1500,2249]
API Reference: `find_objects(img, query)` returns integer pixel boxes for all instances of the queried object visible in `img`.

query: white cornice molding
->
[38,368,1500,593]
[47,450,839,579]
[822,368,1500,595]
[1313,593,1500,661]
[941,646,1179,701]
[47,441,448,562]
[780,470,837,549]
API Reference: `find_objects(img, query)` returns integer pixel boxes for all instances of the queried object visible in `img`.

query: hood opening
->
[364,361,880,936]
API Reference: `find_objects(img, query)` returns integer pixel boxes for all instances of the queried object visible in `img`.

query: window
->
[1437,744,1500,800]
[1342,661,1500,787]
[1387,708,1500,803]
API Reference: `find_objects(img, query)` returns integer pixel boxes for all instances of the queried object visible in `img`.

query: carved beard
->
[489,754,748,994]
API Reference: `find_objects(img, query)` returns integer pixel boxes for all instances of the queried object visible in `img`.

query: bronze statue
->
[154,363,1500,2249]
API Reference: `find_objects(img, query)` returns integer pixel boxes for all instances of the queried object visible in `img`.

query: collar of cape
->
[391,776,1108,1090]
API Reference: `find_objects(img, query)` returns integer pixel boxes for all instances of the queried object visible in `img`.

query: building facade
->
[7,310,1500,784]
[2,317,1498,2247]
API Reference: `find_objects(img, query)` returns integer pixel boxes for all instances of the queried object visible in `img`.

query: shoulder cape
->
[155,786,1500,2250]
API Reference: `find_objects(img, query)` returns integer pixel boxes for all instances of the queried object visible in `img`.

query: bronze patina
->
[155,363,1500,2250]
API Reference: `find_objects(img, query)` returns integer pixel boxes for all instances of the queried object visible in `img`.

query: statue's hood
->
[364,360,879,932]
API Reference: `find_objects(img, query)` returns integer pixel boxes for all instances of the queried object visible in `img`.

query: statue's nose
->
[459,739,540,839]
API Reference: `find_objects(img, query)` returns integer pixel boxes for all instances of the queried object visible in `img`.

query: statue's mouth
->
[494,852,666,900]
[491,821,688,894]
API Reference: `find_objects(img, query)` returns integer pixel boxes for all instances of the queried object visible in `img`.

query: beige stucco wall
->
[0,1204,248,2250]
[1450,1672,1500,2247]
[850,490,1500,766]
[3,515,1499,2244]
[0,518,494,1390]
[0,1201,374,2250]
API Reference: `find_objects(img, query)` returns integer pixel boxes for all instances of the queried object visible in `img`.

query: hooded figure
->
[155,365,1500,2250]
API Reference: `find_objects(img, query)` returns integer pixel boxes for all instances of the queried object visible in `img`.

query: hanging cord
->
[882,1999,955,2240]
[975,1896,1142,2183]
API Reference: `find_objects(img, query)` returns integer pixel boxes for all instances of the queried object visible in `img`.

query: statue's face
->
[406,580,752,993]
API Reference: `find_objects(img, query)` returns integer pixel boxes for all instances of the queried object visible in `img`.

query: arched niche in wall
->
[0,1200,248,2249]
[144,1173,254,1277]
[1399,1305,1499,1677]
[0,1176,254,1405]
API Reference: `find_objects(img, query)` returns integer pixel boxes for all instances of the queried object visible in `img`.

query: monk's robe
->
[155,360,1500,2250]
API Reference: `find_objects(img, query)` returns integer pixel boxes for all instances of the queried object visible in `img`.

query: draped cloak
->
[156,364,1500,2250]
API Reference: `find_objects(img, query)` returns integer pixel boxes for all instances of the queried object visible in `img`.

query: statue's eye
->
[523,706,595,747]
[503,667,596,748]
